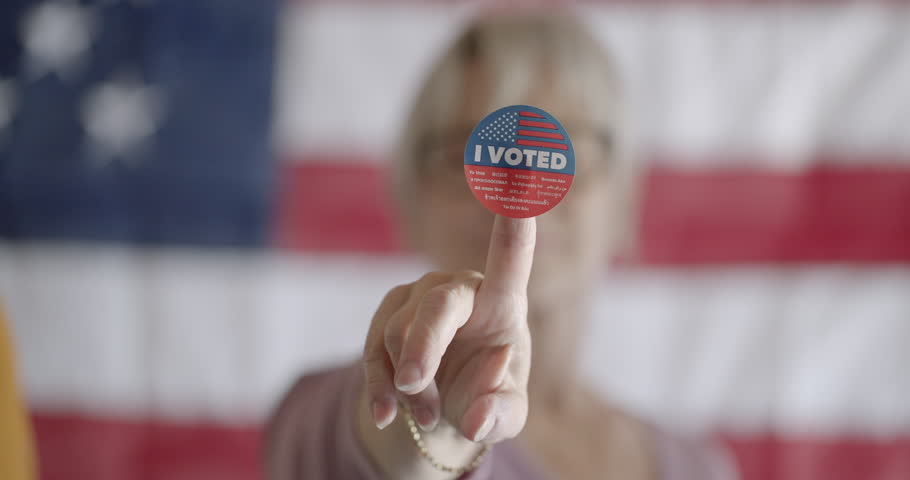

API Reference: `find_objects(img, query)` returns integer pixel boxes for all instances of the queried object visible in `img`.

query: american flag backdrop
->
[1,1,910,480]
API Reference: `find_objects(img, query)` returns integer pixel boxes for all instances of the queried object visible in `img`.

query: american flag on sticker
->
[477,109,570,151]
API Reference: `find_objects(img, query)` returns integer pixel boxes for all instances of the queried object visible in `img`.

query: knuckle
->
[421,285,462,315]
[417,271,450,286]
[362,338,376,358]
[383,283,411,303]
[363,326,384,358]
[362,355,384,374]
[455,269,483,279]
[491,221,535,251]
[416,316,443,348]
[384,318,408,351]
[482,290,527,316]
[455,269,484,284]
[364,374,388,397]
[362,357,388,389]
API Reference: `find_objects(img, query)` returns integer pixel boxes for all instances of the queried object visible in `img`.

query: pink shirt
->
[265,362,736,480]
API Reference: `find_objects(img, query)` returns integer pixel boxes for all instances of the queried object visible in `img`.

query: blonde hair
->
[394,13,638,256]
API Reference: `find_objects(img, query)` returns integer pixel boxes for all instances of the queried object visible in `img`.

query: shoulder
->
[266,362,359,440]
[270,363,359,418]
[264,361,369,480]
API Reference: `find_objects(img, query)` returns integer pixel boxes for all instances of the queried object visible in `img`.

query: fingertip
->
[372,396,397,430]
[394,362,424,394]
[402,379,441,433]
[461,391,527,444]
[461,395,497,443]
[412,404,439,432]
[472,414,496,442]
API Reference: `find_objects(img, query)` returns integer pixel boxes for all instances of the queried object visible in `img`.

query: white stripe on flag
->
[275,3,910,167]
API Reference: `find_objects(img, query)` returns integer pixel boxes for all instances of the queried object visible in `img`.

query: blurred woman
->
[267,13,734,480]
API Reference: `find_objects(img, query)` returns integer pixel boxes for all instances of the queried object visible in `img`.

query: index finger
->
[480,215,536,296]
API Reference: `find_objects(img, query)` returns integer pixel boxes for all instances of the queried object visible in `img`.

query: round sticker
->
[463,105,575,218]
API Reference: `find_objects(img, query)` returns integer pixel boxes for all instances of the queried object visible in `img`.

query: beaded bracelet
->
[399,404,491,475]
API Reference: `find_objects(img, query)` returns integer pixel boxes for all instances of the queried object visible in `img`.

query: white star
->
[0,78,17,134]
[81,73,165,165]
[21,1,96,79]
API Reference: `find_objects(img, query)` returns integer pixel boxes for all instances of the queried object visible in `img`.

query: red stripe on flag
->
[273,158,402,253]
[274,156,910,264]
[32,413,261,480]
[721,433,910,480]
[518,120,557,129]
[519,111,546,118]
[30,412,910,480]
[515,139,569,150]
[640,163,910,264]
[517,129,565,140]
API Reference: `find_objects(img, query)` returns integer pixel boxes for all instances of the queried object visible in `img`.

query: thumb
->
[443,344,527,443]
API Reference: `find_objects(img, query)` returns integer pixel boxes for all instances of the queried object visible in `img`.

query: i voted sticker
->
[464,105,574,218]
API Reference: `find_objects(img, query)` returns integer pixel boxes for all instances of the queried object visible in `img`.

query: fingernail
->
[395,363,422,392]
[413,405,437,432]
[472,414,496,442]
[373,401,393,430]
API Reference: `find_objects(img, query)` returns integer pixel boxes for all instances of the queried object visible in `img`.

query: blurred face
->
[409,63,615,308]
